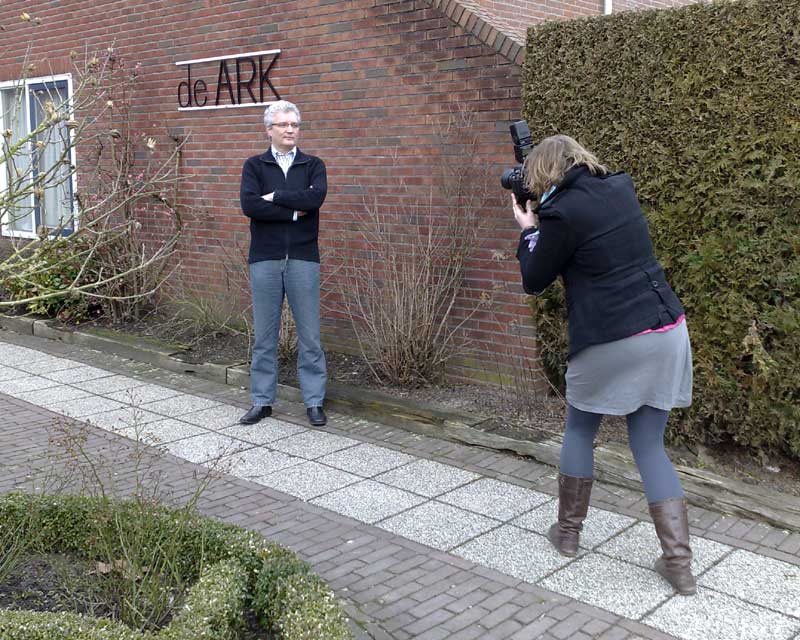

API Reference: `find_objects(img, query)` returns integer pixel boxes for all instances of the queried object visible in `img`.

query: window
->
[0,74,75,237]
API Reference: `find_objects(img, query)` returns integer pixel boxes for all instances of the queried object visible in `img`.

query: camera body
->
[500,120,537,206]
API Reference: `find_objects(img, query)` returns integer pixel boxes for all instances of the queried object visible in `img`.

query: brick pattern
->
[0,0,725,388]
[2,330,800,639]
[0,389,664,639]
[0,0,538,384]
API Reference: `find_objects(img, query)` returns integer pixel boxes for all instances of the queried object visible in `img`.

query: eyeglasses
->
[270,122,301,129]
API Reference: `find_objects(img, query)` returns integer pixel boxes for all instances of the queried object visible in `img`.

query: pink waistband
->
[634,314,685,337]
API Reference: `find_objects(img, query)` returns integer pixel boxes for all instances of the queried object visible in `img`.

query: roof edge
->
[421,0,526,66]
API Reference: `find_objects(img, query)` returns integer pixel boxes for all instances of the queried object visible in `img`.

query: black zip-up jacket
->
[240,148,327,264]
[517,165,684,358]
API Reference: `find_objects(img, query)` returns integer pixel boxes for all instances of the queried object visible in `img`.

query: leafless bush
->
[0,25,184,321]
[342,106,492,386]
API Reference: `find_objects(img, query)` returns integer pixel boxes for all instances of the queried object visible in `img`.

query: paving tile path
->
[1,329,799,640]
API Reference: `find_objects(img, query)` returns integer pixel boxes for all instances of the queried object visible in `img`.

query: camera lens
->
[500,168,516,190]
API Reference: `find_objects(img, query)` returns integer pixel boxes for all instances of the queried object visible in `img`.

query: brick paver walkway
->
[1,329,798,640]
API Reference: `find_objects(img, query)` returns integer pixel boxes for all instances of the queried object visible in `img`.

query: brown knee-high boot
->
[649,498,696,595]
[548,473,593,557]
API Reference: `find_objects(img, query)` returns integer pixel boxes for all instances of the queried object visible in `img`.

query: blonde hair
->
[523,134,608,199]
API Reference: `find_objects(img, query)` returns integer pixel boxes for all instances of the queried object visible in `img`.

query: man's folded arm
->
[271,160,327,212]
[240,160,296,222]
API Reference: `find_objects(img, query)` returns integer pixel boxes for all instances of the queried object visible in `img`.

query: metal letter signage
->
[175,49,281,111]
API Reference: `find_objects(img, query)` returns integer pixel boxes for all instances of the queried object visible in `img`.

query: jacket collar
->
[259,147,310,165]
[535,164,591,213]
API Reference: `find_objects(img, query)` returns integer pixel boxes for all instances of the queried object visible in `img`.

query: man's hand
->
[512,194,538,230]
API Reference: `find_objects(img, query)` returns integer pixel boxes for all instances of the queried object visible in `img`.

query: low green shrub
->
[0,610,143,640]
[0,493,353,640]
[266,573,353,640]
[1,237,101,323]
[159,560,248,640]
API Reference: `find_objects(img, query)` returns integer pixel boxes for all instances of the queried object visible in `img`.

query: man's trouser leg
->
[249,260,285,406]
[284,259,327,407]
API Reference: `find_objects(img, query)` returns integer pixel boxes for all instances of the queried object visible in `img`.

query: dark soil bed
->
[63,316,800,499]
[0,553,272,638]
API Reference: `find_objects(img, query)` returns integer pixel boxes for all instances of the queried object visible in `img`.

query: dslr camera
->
[500,120,536,206]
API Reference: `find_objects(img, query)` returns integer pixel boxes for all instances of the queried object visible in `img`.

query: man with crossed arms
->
[238,100,327,427]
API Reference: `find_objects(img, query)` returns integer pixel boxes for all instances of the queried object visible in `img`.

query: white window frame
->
[0,73,77,239]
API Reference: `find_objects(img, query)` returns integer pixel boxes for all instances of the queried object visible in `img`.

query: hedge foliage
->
[522,0,800,458]
[0,493,353,640]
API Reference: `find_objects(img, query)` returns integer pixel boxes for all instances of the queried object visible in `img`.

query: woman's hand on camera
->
[512,195,538,230]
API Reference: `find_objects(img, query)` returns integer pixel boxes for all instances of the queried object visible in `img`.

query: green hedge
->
[0,493,353,640]
[522,0,800,458]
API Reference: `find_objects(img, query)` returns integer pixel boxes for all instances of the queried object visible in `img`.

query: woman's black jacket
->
[516,165,684,358]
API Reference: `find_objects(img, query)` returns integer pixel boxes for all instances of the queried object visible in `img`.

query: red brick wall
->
[0,0,541,383]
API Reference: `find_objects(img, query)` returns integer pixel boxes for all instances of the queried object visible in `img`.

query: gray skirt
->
[565,321,693,415]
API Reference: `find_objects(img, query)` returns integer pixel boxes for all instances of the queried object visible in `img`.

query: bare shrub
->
[342,106,492,386]
[40,414,230,631]
[0,39,184,322]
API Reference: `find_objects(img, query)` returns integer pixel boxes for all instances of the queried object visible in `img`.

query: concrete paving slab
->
[269,430,360,459]
[3,375,62,395]
[598,521,732,574]
[317,443,416,478]
[218,419,307,445]
[375,459,480,498]
[70,375,146,395]
[378,501,497,551]
[224,446,305,479]
[0,365,20,382]
[120,418,210,444]
[161,432,250,464]
[540,554,672,619]
[14,356,83,375]
[311,479,425,524]
[105,384,184,404]
[14,384,93,406]
[47,395,126,418]
[698,549,800,617]
[453,524,574,582]
[85,407,171,432]
[645,587,800,640]
[439,478,551,520]
[141,394,221,417]
[513,500,636,550]
[256,460,361,500]
[179,405,245,430]
[42,365,115,384]
[0,345,53,365]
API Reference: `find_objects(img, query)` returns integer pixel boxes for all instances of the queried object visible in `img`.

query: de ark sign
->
[175,49,281,111]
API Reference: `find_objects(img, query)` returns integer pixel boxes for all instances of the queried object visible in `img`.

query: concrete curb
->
[2,313,798,532]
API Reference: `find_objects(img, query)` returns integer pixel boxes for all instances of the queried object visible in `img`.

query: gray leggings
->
[560,404,684,504]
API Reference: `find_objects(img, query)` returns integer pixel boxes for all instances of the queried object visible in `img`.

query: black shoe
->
[239,405,272,425]
[307,406,326,426]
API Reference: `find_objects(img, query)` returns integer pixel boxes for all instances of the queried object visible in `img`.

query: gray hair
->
[263,100,301,127]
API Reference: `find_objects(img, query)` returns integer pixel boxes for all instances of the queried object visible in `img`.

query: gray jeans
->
[249,258,327,407]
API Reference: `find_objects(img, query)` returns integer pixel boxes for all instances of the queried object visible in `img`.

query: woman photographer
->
[511,134,695,596]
